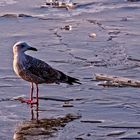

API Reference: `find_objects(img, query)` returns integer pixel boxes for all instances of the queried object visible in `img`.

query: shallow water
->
[0,0,140,139]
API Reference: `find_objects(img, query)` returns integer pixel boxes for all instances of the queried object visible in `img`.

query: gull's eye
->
[20,44,24,48]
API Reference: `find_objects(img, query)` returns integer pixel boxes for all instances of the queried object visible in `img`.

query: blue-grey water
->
[0,0,140,139]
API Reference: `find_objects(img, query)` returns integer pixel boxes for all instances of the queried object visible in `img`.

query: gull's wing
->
[24,55,61,84]
[24,55,81,84]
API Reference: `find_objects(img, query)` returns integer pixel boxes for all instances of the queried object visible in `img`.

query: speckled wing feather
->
[24,55,62,84]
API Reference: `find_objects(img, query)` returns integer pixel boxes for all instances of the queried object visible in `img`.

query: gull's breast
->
[13,53,26,77]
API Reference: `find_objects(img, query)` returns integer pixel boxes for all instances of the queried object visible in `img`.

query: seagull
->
[13,41,81,105]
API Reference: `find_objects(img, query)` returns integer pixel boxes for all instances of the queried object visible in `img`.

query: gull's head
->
[13,41,37,54]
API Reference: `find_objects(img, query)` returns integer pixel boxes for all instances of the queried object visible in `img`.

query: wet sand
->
[0,0,140,139]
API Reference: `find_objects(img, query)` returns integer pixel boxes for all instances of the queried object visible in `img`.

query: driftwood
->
[95,73,140,87]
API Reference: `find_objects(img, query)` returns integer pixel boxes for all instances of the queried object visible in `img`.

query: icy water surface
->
[0,0,140,139]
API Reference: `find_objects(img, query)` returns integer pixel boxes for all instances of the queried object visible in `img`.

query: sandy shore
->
[0,0,140,139]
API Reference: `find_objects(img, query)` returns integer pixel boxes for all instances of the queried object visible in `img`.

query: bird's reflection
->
[30,104,39,121]
[13,103,80,140]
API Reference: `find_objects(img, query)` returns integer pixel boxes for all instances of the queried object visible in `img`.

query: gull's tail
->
[66,75,81,85]
[58,70,81,85]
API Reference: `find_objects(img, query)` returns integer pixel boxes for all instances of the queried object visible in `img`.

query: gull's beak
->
[28,46,38,51]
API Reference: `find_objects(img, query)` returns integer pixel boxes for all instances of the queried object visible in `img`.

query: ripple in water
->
[0,0,17,6]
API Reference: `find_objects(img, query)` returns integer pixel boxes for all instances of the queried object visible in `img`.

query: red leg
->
[18,83,37,104]
[26,83,36,104]
[36,84,39,106]
[30,82,34,101]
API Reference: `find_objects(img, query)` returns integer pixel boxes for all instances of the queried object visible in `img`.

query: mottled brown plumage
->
[17,54,80,84]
